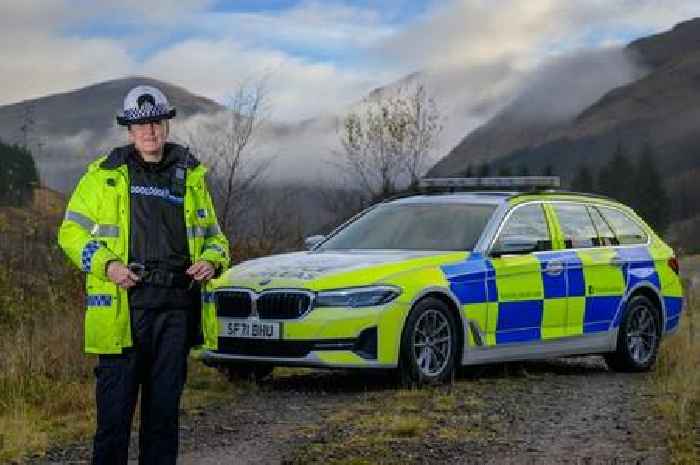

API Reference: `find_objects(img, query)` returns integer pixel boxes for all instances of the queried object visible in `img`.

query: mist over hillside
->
[2,19,699,200]
[0,76,222,192]
[428,18,700,185]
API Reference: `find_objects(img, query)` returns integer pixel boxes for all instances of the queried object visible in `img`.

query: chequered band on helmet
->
[117,102,176,126]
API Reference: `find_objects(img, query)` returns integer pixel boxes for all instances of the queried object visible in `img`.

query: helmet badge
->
[137,93,156,109]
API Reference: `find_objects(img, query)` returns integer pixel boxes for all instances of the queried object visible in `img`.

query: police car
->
[202,177,684,385]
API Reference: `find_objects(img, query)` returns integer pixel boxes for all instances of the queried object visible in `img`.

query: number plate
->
[218,318,281,340]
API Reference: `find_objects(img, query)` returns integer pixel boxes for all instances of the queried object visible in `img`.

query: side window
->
[587,206,618,246]
[495,203,552,252]
[597,207,648,245]
[552,203,598,249]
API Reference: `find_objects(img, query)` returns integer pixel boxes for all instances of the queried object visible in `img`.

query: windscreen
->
[317,203,496,251]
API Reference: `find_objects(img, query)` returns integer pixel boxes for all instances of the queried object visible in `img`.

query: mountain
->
[427,17,700,194]
[7,19,700,201]
[0,76,222,142]
[0,76,223,192]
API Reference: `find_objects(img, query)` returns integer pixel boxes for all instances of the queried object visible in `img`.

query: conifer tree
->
[0,139,39,206]
[478,163,491,177]
[598,143,633,203]
[571,163,594,192]
[497,166,512,176]
[634,143,670,233]
[597,163,613,196]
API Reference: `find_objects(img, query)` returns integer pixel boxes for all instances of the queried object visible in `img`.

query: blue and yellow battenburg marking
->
[86,294,113,307]
[441,246,683,347]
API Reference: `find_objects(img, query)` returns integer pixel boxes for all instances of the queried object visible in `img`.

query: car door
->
[549,202,613,335]
[552,202,626,335]
[488,202,554,345]
[594,205,658,328]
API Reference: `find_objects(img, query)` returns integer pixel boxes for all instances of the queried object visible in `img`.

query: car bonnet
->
[217,250,470,291]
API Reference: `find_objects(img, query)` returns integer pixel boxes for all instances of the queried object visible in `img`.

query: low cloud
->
[0,34,134,105]
[142,39,391,122]
[504,46,646,124]
[169,109,343,184]
[0,0,135,105]
[3,0,698,119]
[371,0,698,156]
[0,0,395,123]
[378,0,700,73]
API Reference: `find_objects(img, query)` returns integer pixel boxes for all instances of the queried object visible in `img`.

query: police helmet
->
[116,85,176,126]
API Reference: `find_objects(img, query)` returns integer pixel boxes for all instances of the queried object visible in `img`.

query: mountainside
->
[0,76,223,192]
[428,18,700,185]
[0,76,222,142]
[6,19,700,199]
[0,70,440,194]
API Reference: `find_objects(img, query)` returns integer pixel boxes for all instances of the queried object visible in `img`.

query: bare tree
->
[223,183,309,261]
[181,79,272,239]
[314,179,368,231]
[404,84,443,187]
[336,82,443,200]
[250,185,305,252]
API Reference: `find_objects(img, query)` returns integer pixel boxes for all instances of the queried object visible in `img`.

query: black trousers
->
[91,308,189,465]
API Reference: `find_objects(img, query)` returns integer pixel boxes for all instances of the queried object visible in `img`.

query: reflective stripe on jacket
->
[58,147,230,354]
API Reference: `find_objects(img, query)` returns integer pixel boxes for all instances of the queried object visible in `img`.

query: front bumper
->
[202,349,395,369]
[203,302,407,368]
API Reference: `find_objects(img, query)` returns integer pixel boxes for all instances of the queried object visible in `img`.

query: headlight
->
[315,285,402,308]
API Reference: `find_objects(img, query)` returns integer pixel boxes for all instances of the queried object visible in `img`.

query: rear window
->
[552,203,598,249]
[587,206,618,246]
[597,206,647,245]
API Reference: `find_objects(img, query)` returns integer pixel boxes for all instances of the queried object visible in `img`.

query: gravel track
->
[28,356,668,465]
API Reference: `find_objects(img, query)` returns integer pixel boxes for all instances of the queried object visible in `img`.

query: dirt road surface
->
[27,358,666,465]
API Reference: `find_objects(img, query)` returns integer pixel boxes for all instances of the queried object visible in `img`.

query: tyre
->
[399,297,460,387]
[219,363,274,382]
[605,295,661,372]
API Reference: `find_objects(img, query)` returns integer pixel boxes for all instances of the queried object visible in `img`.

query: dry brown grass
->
[651,269,700,465]
[0,195,237,463]
[0,222,96,462]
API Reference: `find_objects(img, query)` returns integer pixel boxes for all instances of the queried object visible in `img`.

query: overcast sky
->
[2,0,700,124]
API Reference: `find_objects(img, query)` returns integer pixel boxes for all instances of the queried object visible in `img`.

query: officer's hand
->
[106,261,140,289]
[186,261,216,281]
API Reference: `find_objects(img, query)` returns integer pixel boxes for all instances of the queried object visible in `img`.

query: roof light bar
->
[419,176,560,190]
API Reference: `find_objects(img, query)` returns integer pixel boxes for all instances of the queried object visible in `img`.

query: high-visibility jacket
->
[58,146,230,354]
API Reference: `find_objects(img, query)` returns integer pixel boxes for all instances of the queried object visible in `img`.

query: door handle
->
[544,260,564,276]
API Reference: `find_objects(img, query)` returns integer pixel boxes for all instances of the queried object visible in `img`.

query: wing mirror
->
[490,237,539,257]
[304,235,326,250]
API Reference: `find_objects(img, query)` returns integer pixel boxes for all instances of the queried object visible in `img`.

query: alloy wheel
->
[411,308,453,377]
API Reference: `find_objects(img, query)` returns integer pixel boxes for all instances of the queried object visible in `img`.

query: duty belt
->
[128,262,194,289]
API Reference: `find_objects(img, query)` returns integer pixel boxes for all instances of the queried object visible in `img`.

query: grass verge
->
[651,268,699,465]
[0,202,238,463]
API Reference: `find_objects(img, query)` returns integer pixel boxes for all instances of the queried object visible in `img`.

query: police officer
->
[58,85,230,465]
